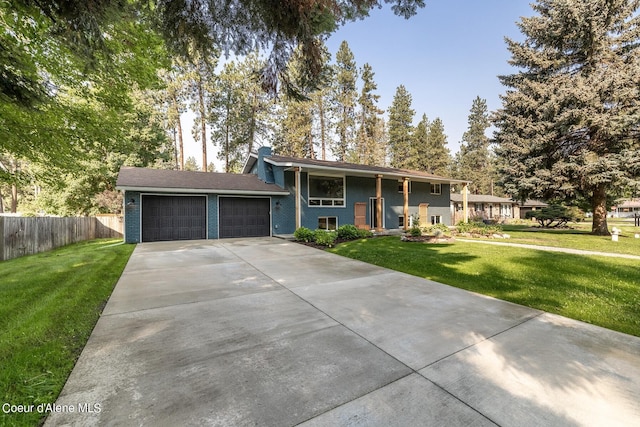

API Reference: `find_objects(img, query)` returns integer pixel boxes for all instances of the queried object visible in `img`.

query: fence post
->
[635,213,639,227]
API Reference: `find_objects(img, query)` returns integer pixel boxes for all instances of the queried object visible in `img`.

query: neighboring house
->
[612,199,640,218]
[451,194,519,224]
[116,147,469,243]
[518,199,548,220]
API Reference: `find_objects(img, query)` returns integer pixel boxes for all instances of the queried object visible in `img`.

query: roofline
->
[264,158,470,185]
[116,186,290,196]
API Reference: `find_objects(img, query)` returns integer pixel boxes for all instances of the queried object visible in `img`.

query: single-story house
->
[451,195,547,223]
[451,194,520,224]
[612,199,640,218]
[518,199,548,219]
[116,147,470,243]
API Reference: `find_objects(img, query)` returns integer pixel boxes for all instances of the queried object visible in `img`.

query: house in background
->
[451,194,519,224]
[612,199,640,218]
[117,146,470,243]
[451,194,548,223]
[518,199,548,219]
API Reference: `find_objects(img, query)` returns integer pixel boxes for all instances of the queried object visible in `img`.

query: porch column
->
[294,167,301,229]
[462,182,469,224]
[375,174,383,232]
[403,177,409,230]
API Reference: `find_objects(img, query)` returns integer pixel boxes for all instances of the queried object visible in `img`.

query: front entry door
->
[369,197,385,229]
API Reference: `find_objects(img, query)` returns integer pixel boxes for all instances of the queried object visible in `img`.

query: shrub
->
[314,230,337,247]
[409,225,422,237]
[526,204,584,228]
[337,224,361,240]
[294,227,315,242]
[427,223,450,235]
[455,221,502,236]
[357,228,373,238]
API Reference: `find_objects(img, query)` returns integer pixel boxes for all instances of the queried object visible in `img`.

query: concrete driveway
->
[46,238,640,426]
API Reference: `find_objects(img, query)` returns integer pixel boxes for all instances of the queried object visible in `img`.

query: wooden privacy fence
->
[0,215,123,261]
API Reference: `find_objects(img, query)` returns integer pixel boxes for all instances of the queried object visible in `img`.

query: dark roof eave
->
[116,185,289,196]
[264,157,470,185]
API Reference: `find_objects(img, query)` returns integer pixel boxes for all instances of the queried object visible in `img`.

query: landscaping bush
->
[314,230,337,247]
[426,223,451,235]
[357,228,374,238]
[409,225,422,237]
[526,204,584,228]
[294,227,315,242]
[337,224,361,240]
[455,221,503,236]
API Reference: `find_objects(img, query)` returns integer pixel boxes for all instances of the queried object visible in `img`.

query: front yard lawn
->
[329,237,640,337]
[500,221,640,256]
[0,239,134,427]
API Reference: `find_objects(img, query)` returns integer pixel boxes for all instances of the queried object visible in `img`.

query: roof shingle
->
[116,167,289,194]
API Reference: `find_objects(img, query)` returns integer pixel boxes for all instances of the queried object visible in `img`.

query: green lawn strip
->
[497,223,640,256]
[329,237,640,337]
[0,239,134,427]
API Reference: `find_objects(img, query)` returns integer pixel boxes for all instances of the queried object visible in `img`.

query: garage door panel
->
[219,198,270,238]
[142,196,206,242]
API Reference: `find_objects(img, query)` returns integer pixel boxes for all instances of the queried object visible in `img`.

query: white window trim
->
[398,180,412,193]
[431,215,442,225]
[308,174,346,208]
[317,216,338,231]
[430,183,442,195]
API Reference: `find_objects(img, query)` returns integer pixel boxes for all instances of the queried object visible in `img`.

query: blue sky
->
[184,0,535,168]
[324,0,533,153]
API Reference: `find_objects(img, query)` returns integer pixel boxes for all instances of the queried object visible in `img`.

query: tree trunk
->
[11,184,17,213]
[198,79,207,172]
[591,184,610,236]
[170,91,185,170]
[319,97,326,160]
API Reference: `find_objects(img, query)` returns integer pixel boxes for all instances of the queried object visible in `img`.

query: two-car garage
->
[117,167,289,244]
[140,195,272,242]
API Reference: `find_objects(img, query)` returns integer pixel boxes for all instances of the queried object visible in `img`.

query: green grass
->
[0,239,134,427]
[498,219,640,255]
[329,236,640,337]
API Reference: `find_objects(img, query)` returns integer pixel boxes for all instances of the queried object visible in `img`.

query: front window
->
[318,216,338,231]
[431,215,442,225]
[500,203,512,217]
[309,175,345,207]
[430,183,441,195]
[398,180,412,193]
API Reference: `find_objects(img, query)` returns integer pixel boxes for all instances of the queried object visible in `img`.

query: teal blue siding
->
[123,191,141,243]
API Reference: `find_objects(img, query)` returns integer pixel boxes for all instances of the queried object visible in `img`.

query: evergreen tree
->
[187,55,217,172]
[457,96,495,194]
[332,41,358,161]
[388,85,415,169]
[355,63,385,165]
[410,114,429,171]
[427,118,452,176]
[493,0,640,235]
[184,156,201,171]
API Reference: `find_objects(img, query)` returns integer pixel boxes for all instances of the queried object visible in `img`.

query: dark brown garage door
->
[219,197,270,238]
[142,195,206,242]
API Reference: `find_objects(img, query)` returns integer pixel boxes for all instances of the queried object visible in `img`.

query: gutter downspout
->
[403,177,409,230]
[375,174,383,232]
[295,167,301,229]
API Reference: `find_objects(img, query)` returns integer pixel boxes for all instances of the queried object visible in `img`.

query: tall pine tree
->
[457,96,495,194]
[332,41,358,161]
[354,63,385,165]
[388,85,415,169]
[493,0,640,235]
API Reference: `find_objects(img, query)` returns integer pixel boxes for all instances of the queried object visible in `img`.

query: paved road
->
[46,238,640,426]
